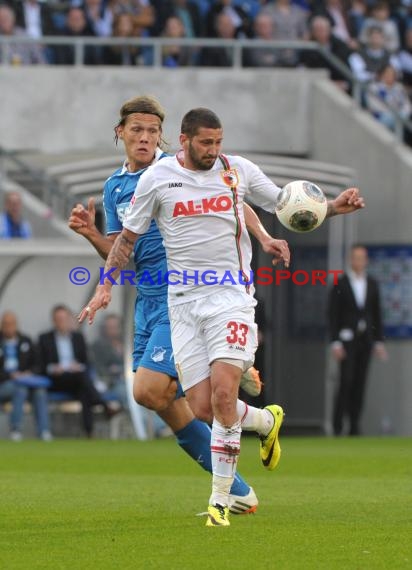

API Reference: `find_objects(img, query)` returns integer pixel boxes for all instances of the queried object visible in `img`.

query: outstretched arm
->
[78,228,139,325]
[326,187,365,218]
[244,202,290,267]
[69,197,117,259]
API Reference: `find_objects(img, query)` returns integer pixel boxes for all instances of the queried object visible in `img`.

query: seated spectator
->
[349,25,400,82]
[260,0,309,41]
[199,12,236,66]
[300,16,352,84]
[0,191,32,239]
[161,15,193,66]
[102,12,148,65]
[53,7,101,65]
[108,0,155,34]
[398,27,412,89]
[12,0,56,38]
[170,0,203,37]
[151,0,203,38]
[80,0,113,37]
[38,305,120,438]
[366,64,411,130]
[311,0,354,47]
[206,0,253,38]
[0,311,51,441]
[347,0,367,44]
[359,2,400,53]
[0,4,46,64]
[91,314,127,407]
[243,12,282,67]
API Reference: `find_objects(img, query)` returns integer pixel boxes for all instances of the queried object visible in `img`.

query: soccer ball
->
[275,180,327,233]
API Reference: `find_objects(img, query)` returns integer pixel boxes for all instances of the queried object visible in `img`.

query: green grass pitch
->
[0,437,411,570]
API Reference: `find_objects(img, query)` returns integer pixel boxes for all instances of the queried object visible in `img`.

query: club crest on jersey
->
[220,168,239,188]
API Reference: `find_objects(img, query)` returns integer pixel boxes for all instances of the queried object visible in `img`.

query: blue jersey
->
[103,150,168,297]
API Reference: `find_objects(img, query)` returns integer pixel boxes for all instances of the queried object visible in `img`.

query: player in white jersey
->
[79,108,365,527]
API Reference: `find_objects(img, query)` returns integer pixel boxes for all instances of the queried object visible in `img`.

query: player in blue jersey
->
[69,96,290,514]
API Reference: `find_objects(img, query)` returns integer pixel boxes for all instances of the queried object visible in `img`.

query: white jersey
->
[123,154,281,305]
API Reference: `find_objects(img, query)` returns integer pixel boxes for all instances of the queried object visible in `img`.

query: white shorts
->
[169,290,258,392]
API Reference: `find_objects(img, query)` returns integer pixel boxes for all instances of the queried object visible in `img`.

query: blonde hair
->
[114,95,167,148]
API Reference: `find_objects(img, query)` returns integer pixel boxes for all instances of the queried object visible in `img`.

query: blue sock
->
[175,418,251,497]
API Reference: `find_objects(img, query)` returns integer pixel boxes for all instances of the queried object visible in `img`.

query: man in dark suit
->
[328,245,387,436]
[38,304,118,437]
[0,310,51,440]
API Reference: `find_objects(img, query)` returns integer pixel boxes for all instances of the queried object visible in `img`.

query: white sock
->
[210,418,241,507]
[236,399,274,436]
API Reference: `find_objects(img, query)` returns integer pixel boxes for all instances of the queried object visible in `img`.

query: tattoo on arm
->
[102,233,134,284]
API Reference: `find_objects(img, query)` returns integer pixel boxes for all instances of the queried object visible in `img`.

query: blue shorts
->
[133,295,183,397]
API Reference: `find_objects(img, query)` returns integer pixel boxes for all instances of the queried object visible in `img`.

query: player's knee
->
[133,381,172,412]
[212,385,237,416]
[191,401,213,424]
[133,383,156,410]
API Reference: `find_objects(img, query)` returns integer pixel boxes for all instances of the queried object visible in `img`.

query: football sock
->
[175,418,250,496]
[237,399,274,436]
[210,418,241,507]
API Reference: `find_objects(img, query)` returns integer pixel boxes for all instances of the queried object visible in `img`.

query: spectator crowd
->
[0,305,125,440]
[1,0,412,131]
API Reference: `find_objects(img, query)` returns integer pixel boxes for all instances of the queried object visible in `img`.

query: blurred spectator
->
[206,0,253,38]
[91,314,127,407]
[347,0,367,43]
[170,0,202,37]
[260,0,309,41]
[359,2,400,53]
[312,0,354,47]
[199,12,236,66]
[80,0,113,37]
[108,0,155,33]
[349,25,400,82]
[0,3,46,64]
[366,64,411,130]
[102,12,149,64]
[243,12,280,67]
[300,16,352,84]
[0,311,51,441]
[12,0,56,37]
[161,15,193,66]
[0,191,32,239]
[399,27,412,88]
[38,305,120,438]
[152,0,203,37]
[53,7,101,65]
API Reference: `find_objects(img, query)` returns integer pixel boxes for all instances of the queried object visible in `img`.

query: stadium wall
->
[0,67,314,155]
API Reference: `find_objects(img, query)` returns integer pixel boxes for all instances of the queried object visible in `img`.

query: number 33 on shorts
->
[226,321,249,347]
